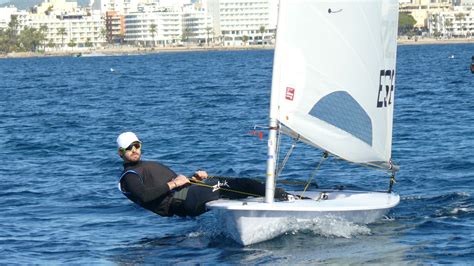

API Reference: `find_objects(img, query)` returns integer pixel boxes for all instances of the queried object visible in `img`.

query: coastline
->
[1,38,473,59]
[397,37,474,46]
[0,44,274,59]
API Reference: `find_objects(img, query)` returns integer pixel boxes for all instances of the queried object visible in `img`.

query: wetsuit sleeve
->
[121,173,170,204]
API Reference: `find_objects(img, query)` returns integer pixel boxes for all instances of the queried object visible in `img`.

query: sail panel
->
[270,0,399,166]
[309,91,373,146]
[283,112,385,163]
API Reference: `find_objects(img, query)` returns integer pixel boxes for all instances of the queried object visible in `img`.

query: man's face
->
[120,142,142,163]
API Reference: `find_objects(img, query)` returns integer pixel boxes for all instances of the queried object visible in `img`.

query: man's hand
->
[170,174,190,189]
[191,170,208,181]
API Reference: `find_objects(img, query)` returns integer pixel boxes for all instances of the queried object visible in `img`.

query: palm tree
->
[181,26,191,45]
[242,35,248,46]
[205,27,213,46]
[47,39,55,50]
[85,38,93,49]
[7,15,19,51]
[259,25,265,45]
[444,19,453,38]
[150,23,157,47]
[220,31,226,46]
[99,27,108,46]
[38,25,48,51]
[57,27,67,49]
[67,39,76,51]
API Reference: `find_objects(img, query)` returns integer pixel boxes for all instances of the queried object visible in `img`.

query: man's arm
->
[122,174,190,204]
[121,174,170,203]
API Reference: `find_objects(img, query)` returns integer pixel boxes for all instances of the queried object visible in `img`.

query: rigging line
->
[276,137,298,178]
[301,151,329,197]
[189,179,262,197]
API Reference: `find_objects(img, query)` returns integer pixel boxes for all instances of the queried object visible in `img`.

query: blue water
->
[1,44,473,264]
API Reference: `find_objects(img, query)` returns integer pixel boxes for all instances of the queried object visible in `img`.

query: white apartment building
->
[400,0,452,28]
[94,0,141,14]
[428,6,474,37]
[0,6,17,30]
[202,0,278,46]
[15,11,106,49]
[124,4,212,46]
[125,7,182,46]
[182,4,213,45]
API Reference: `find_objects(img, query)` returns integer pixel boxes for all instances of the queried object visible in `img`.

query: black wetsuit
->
[118,160,287,217]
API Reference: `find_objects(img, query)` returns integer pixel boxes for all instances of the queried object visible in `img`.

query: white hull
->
[206,190,400,245]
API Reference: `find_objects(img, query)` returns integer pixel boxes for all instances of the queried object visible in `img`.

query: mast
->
[265,0,283,204]
[265,119,278,203]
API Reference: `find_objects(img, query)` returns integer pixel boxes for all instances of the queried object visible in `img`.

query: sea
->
[1,44,473,264]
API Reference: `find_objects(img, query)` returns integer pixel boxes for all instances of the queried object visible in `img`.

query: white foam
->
[195,214,371,244]
[287,217,372,238]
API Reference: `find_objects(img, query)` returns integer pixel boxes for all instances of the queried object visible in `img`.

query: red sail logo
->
[285,87,295,101]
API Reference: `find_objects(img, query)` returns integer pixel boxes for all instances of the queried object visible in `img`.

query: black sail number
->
[377,69,395,108]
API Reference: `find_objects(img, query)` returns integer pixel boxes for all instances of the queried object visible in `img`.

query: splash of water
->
[286,216,371,238]
[193,213,371,244]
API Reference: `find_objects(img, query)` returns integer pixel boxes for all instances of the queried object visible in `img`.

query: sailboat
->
[206,0,401,245]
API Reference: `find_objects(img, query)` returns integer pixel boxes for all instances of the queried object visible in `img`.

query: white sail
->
[270,0,399,167]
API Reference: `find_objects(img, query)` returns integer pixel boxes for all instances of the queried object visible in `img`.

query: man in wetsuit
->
[117,132,288,217]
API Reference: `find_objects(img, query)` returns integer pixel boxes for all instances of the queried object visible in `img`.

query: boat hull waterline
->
[206,190,400,245]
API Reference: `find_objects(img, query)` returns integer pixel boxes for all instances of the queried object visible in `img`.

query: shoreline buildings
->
[0,0,279,50]
[400,0,474,38]
[1,0,473,51]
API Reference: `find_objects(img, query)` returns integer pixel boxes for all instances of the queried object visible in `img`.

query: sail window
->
[309,91,373,146]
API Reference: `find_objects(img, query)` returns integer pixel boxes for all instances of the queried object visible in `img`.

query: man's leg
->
[182,185,220,216]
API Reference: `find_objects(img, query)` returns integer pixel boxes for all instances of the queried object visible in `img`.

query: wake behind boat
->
[207,0,401,245]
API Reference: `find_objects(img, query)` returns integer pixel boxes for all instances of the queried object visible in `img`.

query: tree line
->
[0,15,95,54]
[0,15,47,53]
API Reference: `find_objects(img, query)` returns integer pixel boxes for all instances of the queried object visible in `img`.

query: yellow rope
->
[189,179,262,197]
[208,175,317,187]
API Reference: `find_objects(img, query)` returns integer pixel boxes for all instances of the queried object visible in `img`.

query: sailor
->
[116,132,289,217]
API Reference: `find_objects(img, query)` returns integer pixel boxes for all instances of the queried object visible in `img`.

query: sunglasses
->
[122,142,141,152]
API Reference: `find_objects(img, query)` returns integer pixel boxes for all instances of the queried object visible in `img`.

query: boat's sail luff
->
[271,0,399,167]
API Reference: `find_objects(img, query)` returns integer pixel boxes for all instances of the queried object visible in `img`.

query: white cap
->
[117,132,141,149]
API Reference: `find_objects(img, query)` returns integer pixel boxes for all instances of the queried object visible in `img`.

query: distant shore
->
[1,38,473,59]
[397,37,474,46]
[0,45,273,59]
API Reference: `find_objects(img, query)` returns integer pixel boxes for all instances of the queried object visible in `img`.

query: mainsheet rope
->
[206,176,319,188]
[189,179,262,197]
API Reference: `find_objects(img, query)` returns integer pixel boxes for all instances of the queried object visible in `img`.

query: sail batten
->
[270,0,399,168]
